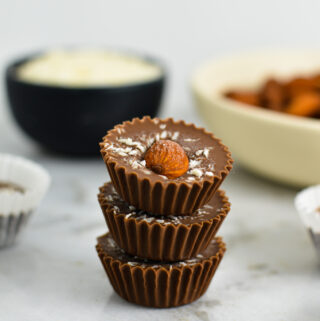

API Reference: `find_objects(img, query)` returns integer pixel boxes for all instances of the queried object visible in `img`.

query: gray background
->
[1,2,320,321]
[1,0,319,121]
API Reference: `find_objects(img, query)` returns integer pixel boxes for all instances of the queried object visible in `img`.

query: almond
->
[225,91,260,106]
[285,92,320,117]
[260,79,285,111]
[144,140,189,179]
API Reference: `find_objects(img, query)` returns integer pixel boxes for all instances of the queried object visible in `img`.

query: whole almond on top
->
[144,140,189,179]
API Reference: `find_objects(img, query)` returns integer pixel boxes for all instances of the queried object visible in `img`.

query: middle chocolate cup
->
[98,182,230,262]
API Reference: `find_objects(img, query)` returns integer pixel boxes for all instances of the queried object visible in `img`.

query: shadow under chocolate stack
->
[96,116,233,308]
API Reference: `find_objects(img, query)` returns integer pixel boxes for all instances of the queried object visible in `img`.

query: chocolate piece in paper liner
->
[96,233,226,308]
[0,154,50,249]
[98,182,230,261]
[295,185,320,258]
[308,229,320,257]
[100,116,233,215]
[0,212,31,248]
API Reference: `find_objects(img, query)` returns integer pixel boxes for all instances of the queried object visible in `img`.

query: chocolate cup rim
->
[98,184,231,228]
[98,183,230,261]
[100,116,233,188]
[96,233,226,271]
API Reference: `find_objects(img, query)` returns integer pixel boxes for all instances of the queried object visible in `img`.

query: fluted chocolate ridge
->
[100,116,233,215]
[96,233,226,308]
[98,182,230,261]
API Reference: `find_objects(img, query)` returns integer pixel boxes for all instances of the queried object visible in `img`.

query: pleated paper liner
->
[98,182,230,261]
[96,233,226,308]
[0,154,50,248]
[0,212,32,248]
[295,185,320,259]
[100,116,233,215]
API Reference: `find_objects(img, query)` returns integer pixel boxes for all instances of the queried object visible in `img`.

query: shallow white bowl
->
[191,49,320,187]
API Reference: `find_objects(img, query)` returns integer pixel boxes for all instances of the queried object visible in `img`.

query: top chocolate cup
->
[100,116,233,215]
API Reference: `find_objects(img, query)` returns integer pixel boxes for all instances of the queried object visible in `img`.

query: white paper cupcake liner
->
[0,154,50,248]
[0,212,32,248]
[295,185,320,257]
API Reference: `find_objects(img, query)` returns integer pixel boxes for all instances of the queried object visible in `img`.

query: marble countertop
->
[0,108,319,321]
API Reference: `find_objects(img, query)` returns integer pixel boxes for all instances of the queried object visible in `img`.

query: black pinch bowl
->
[5,53,165,155]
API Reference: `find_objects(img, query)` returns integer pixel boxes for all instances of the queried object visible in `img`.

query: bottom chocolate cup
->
[98,182,230,261]
[96,233,226,308]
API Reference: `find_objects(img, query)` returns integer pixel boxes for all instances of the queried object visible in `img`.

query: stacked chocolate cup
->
[96,117,233,308]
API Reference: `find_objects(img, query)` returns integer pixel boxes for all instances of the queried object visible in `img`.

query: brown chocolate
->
[98,182,230,261]
[100,117,233,215]
[0,181,25,194]
[96,233,226,308]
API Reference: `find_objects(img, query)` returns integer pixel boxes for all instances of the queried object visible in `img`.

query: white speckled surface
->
[0,107,319,321]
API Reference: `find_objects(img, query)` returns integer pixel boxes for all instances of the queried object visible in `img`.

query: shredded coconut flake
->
[118,137,133,145]
[205,171,214,177]
[117,137,146,153]
[104,143,113,150]
[129,150,139,156]
[160,131,167,139]
[190,168,203,177]
[147,137,155,147]
[136,145,146,153]
[106,195,113,202]
[189,159,201,168]
[143,217,154,223]
[159,124,166,130]
[203,148,210,158]
[171,131,179,140]
[129,160,141,169]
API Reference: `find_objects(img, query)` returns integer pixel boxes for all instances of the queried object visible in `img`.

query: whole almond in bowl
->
[192,49,320,187]
[100,116,233,215]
